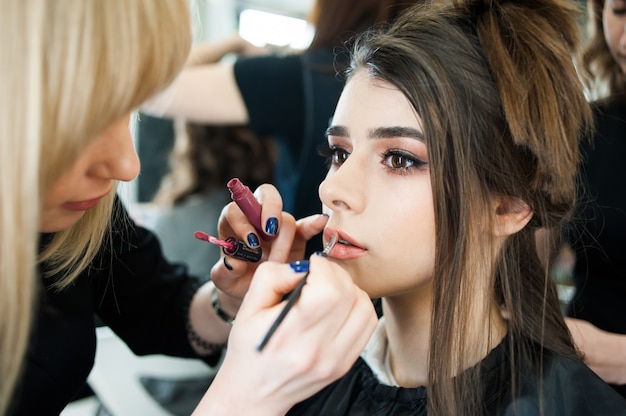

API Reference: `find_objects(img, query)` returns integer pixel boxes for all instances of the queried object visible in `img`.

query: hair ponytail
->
[465,0,592,210]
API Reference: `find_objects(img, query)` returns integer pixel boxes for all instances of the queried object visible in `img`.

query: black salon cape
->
[567,98,626,397]
[287,336,626,415]
[9,198,217,415]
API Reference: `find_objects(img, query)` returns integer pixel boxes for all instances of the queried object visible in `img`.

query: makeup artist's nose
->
[319,157,366,214]
[88,119,141,182]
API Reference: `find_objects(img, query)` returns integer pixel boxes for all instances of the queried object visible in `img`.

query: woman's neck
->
[382,291,432,387]
[382,290,507,388]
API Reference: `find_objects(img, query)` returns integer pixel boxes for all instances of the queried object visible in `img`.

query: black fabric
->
[566,98,626,397]
[234,50,347,254]
[9,198,217,415]
[135,113,175,202]
[287,336,626,415]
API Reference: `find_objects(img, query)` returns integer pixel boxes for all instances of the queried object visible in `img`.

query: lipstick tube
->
[194,231,262,263]
[222,237,261,262]
[227,178,276,241]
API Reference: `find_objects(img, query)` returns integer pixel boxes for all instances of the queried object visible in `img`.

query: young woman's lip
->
[323,228,367,259]
[62,193,107,211]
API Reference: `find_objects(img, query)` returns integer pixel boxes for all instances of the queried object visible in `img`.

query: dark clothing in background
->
[287,335,626,415]
[234,49,347,253]
[10,198,216,415]
[136,114,176,202]
[567,98,626,398]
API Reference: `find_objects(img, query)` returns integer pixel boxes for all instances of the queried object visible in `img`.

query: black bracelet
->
[212,285,236,325]
[185,280,225,356]
[186,319,223,355]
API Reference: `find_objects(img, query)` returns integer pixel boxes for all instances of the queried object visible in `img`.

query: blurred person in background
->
[142,0,423,254]
[565,0,626,398]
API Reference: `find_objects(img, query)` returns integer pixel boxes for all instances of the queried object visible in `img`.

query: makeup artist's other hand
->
[210,183,328,313]
[193,255,377,416]
[566,317,626,385]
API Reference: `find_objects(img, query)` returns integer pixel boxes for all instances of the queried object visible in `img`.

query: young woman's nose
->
[318,155,366,214]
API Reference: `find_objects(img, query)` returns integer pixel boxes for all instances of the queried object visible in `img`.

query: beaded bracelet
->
[185,280,226,356]
[212,285,236,325]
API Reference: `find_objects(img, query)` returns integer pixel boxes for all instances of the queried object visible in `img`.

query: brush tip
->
[194,231,210,241]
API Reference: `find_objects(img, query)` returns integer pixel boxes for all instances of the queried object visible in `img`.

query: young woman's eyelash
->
[381,149,427,174]
[318,141,349,168]
[318,141,332,158]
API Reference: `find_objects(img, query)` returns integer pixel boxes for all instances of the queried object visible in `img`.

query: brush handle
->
[256,272,309,351]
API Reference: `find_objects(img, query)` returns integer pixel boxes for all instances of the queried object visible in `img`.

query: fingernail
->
[247,233,260,247]
[320,213,330,218]
[289,260,310,273]
[223,257,233,271]
[265,217,278,236]
[313,251,328,258]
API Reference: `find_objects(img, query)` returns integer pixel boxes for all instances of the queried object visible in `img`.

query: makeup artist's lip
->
[323,228,368,260]
[62,192,108,211]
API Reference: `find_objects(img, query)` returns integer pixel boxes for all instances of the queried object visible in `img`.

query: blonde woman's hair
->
[0,0,191,412]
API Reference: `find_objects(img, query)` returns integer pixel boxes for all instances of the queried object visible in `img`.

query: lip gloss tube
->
[227,178,276,241]
[194,231,261,262]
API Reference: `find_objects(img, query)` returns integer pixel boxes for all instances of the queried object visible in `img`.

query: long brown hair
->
[578,0,626,99]
[348,0,591,414]
[307,0,420,51]
[154,122,275,206]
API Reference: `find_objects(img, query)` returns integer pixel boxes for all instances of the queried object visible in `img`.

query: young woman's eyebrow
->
[325,125,349,138]
[369,126,425,142]
[325,125,424,142]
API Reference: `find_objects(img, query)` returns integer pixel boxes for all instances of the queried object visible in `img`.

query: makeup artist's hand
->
[193,255,377,416]
[210,183,328,315]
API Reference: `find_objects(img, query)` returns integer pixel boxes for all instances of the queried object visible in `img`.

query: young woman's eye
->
[319,142,350,167]
[382,150,426,172]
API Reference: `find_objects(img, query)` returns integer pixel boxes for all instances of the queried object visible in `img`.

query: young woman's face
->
[604,0,626,74]
[40,114,140,232]
[320,71,436,299]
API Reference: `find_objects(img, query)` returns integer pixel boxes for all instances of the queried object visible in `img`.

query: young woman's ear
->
[493,196,533,237]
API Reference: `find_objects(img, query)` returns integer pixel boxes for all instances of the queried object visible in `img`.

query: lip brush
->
[256,233,338,351]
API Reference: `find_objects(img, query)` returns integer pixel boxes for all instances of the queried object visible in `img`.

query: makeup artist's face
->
[604,0,626,74]
[319,71,436,299]
[40,114,140,232]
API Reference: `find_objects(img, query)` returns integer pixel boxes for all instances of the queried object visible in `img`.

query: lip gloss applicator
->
[194,231,261,263]
[227,178,277,241]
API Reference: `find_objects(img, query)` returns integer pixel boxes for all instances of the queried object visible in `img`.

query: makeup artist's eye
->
[382,149,426,173]
[610,0,626,14]
[319,142,349,168]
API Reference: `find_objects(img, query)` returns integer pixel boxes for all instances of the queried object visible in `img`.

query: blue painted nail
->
[247,233,260,247]
[289,260,310,273]
[313,251,328,258]
[223,257,233,271]
[265,217,279,236]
